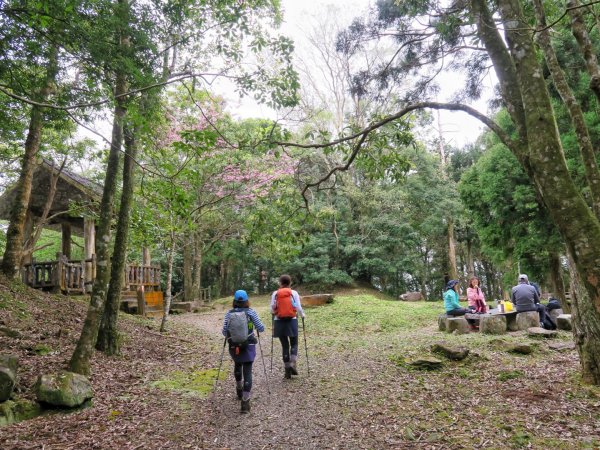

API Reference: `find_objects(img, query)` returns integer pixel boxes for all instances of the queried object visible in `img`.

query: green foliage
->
[458,136,562,284]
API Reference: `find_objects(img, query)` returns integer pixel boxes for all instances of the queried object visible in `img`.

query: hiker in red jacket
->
[271,274,305,379]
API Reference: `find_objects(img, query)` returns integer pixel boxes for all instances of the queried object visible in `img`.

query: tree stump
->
[556,314,572,331]
[446,317,470,335]
[0,355,18,402]
[516,311,539,330]
[480,315,507,335]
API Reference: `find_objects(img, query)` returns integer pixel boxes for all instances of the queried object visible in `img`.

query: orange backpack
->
[274,288,297,319]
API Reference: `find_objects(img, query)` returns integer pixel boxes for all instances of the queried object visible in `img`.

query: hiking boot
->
[284,367,292,379]
[240,399,251,413]
[236,387,243,400]
[290,360,298,376]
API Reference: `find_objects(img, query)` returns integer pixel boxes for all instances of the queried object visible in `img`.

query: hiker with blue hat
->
[222,289,265,413]
[444,279,469,317]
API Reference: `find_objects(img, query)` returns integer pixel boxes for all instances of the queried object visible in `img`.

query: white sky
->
[223,0,496,148]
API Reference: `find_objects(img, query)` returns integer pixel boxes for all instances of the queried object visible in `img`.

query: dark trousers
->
[234,361,253,392]
[447,308,469,317]
[279,336,298,362]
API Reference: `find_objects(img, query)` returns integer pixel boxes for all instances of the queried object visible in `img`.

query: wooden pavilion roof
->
[0,159,102,233]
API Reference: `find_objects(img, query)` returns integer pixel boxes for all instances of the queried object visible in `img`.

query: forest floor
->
[1,280,600,449]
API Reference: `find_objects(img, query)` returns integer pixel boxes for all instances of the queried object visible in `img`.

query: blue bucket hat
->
[446,280,459,290]
[234,290,249,302]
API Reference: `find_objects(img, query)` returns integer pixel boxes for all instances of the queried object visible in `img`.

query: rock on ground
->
[527,327,558,338]
[35,371,93,408]
[0,354,18,402]
[431,343,469,361]
[409,357,442,370]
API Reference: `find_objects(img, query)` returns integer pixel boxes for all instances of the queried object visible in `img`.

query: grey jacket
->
[511,282,540,312]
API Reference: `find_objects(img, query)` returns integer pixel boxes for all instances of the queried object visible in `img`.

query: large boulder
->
[480,315,507,335]
[446,317,470,335]
[556,314,572,331]
[35,372,93,408]
[301,294,335,307]
[431,343,469,360]
[516,311,540,330]
[399,292,423,302]
[0,354,18,403]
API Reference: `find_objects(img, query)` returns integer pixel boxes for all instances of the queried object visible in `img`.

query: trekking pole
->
[212,337,227,395]
[301,316,310,376]
[257,331,271,395]
[270,314,274,372]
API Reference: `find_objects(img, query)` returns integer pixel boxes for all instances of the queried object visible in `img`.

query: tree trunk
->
[96,121,138,355]
[69,10,129,373]
[567,0,600,104]
[466,239,474,277]
[183,237,193,301]
[495,0,600,383]
[447,218,458,281]
[160,234,176,332]
[533,0,600,219]
[1,46,59,278]
[192,240,202,299]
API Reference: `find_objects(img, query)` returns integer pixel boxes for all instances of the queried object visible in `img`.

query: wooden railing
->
[124,264,161,291]
[23,256,160,295]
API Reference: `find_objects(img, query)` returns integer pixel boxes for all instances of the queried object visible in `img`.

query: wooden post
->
[61,222,72,260]
[137,285,146,317]
[54,252,64,293]
[83,218,95,292]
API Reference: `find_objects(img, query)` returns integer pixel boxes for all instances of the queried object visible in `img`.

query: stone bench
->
[548,308,564,322]
[556,314,572,331]
[441,316,470,335]
[515,311,540,330]
[479,314,507,335]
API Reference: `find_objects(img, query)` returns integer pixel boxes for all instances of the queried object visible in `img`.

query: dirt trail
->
[175,306,382,449]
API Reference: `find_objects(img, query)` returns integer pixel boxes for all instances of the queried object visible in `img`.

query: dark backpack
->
[227,310,253,354]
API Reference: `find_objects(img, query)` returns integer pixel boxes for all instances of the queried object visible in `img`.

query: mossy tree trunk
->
[96,121,138,355]
[474,0,600,383]
[69,0,130,374]
[1,46,59,278]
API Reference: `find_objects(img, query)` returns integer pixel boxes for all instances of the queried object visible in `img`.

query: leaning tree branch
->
[276,101,516,208]
[0,71,238,111]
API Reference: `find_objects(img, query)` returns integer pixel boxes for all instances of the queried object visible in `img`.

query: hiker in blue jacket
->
[444,280,469,316]
[222,290,265,413]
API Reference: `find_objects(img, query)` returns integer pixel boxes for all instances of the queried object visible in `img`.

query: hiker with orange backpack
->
[222,290,265,413]
[271,274,305,379]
